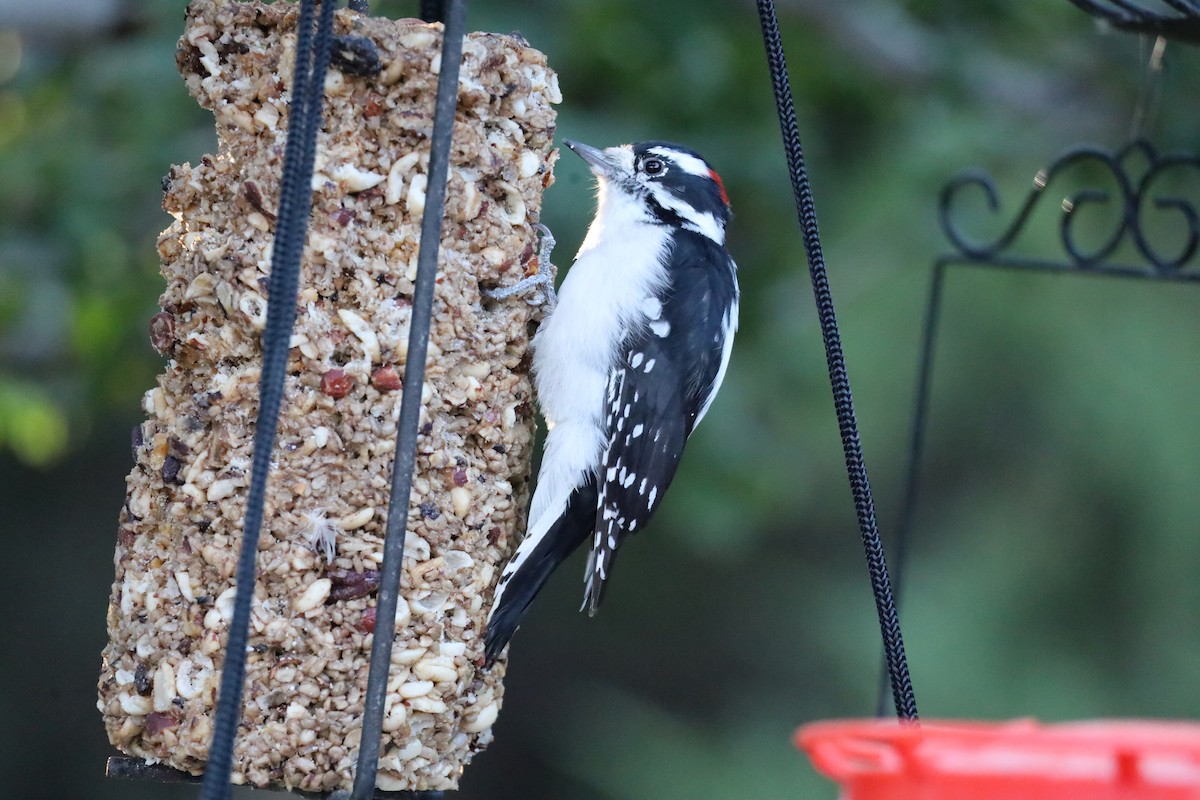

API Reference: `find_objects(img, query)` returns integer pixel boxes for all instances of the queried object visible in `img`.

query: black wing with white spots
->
[583,231,739,612]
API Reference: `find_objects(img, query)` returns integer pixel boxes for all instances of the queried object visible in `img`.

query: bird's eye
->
[643,157,666,176]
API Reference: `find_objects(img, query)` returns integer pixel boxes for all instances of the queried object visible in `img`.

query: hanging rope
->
[199,1,337,798]
[343,0,466,797]
[754,0,919,721]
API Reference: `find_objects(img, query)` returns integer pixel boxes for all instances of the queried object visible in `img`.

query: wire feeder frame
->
[885,138,1200,712]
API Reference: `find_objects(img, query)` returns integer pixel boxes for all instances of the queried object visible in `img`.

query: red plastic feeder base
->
[798,719,1200,800]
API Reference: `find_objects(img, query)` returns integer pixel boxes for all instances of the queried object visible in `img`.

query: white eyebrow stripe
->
[606,145,636,174]
[649,147,710,177]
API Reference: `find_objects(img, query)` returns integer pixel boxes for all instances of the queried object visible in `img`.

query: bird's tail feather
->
[582,543,620,617]
[484,478,598,665]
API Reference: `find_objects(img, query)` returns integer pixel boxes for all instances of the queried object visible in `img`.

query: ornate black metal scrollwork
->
[938,140,1200,278]
[1068,0,1200,44]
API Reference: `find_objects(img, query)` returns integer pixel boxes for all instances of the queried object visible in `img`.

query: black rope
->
[199,1,336,798]
[345,1,466,797]
[754,0,918,721]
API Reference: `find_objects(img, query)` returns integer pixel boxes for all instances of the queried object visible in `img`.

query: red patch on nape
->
[708,168,730,206]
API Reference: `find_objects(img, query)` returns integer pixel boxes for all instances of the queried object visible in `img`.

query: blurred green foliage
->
[0,7,212,465]
[2,1,1199,799]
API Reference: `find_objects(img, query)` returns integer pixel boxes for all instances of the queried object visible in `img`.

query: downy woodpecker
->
[485,140,739,664]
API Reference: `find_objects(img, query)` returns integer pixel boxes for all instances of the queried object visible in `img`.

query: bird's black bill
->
[563,139,614,177]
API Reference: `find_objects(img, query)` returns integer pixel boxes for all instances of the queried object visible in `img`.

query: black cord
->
[346,1,466,797]
[199,1,336,798]
[754,0,918,721]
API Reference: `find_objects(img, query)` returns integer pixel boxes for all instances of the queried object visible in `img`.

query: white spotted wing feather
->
[583,231,738,612]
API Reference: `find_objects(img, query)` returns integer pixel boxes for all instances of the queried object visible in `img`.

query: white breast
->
[524,184,670,526]
[534,185,670,430]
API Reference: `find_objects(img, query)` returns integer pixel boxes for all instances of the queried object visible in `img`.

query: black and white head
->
[564,139,732,244]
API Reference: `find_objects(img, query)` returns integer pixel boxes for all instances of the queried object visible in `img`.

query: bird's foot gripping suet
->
[484,223,557,309]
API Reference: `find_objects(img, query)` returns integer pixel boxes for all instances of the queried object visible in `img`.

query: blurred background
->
[2,0,1199,797]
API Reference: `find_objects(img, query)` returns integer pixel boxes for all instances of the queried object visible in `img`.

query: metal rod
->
[346,1,467,797]
[1066,0,1200,43]
[879,240,1200,716]
[878,260,947,717]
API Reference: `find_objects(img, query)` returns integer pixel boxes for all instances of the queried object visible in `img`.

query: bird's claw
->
[485,223,557,309]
